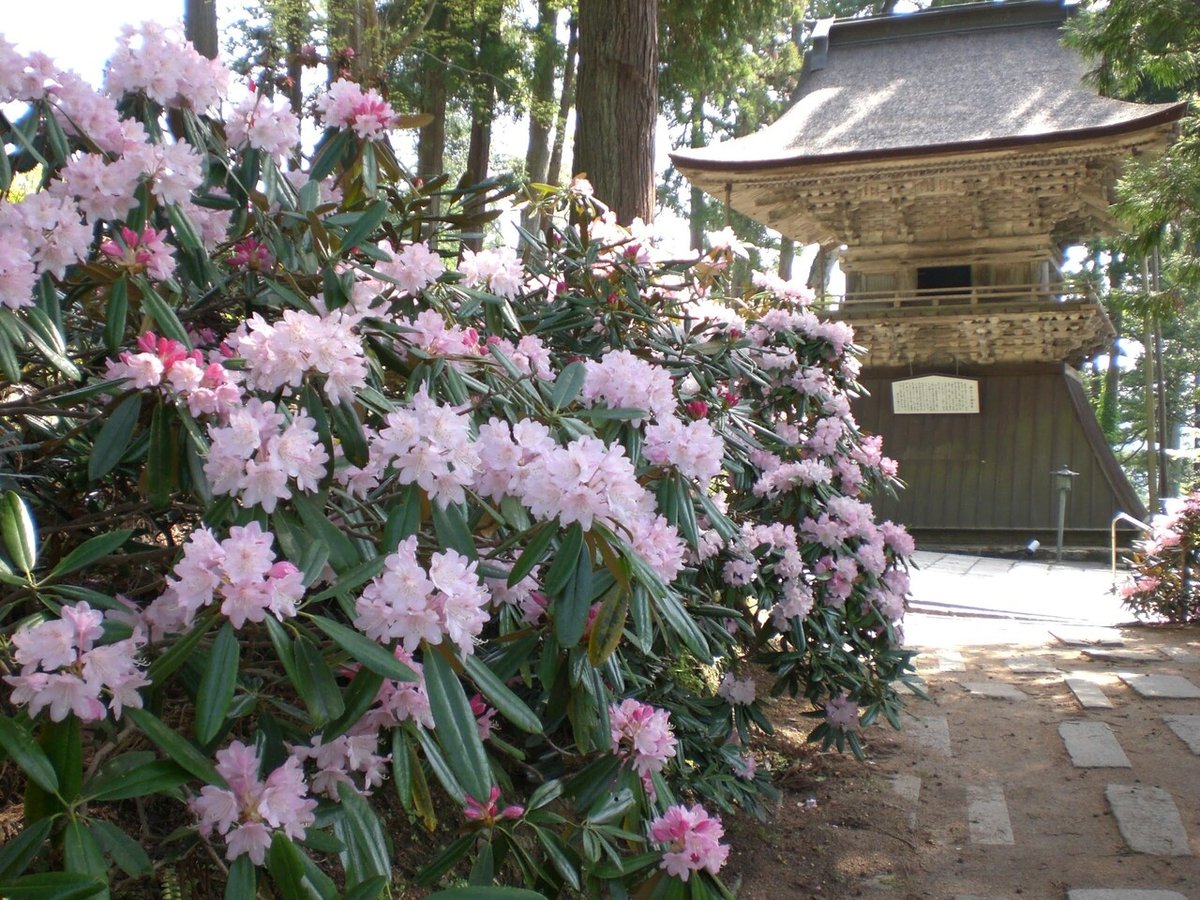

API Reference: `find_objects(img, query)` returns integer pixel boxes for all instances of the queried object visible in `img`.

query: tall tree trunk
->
[547,16,578,187]
[525,0,558,186]
[416,4,449,223]
[460,19,499,253]
[521,0,560,248]
[778,238,795,279]
[574,0,658,224]
[185,0,219,60]
[688,96,705,251]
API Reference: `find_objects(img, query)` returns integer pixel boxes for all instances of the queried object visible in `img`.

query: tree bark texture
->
[547,16,578,187]
[574,0,658,224]
[185,0,219,60]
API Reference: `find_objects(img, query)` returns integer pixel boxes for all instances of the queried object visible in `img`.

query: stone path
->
[874,551,1200,898]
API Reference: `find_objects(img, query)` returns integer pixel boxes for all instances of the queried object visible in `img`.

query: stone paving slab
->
[1059,721,1131,767]
[1051,626,1125,647]
[1083,648,1162,664]
[1066,678,1114,709]
[1005,656,1060,674]
[959,681,1028,701]
[1164,715,1200,755]
[1159,645,1200,664]
[1119,673,1200,699]
[906,714,952,757]
[966,783,1014,845]
[937,649,966,672]
[1068,891,1189,900]
[1105,784,1191,856]
[891,773,921,804]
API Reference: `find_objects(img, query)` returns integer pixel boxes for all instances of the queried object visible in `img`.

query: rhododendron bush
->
[1120,494,1200,623]
[0,23,918,900]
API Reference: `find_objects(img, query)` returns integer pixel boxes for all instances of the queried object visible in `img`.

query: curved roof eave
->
[669,103,1187,177]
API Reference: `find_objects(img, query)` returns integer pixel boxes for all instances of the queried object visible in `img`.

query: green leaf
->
[329,398,369,468]
[462,655,541,734]
[267,832,311,900]
[135,279,190,348]
[343,876,388,900]
[322,666,382,742]
[125,708,223,787]
[147,611,216,685]
[48,530,132,582]
[574,406,647,421]
[506,522,554,588]
[414,833,475,888]
[292,635,344,727]
[653,591,711,662]
[533,826,580,891]
[423,648,492,803]
[0,716,57,794]
[63,821,108,900]
[431,502,476,559]
[223,855,257,900]
[550,361,587,409]
[542,524,582,597]
[145,401,174,508]
[0,819,53,880]
[87,395,142,482]
[308,555,386,602]
[84,759,188,802]
[337,200,389,259]
[195,623,240,744]
[309,128,353,182]
[0,322,20,383]
[414,726,465,804]
[0,872,106,900]
[555,537,593,650]
[103,278,128,354]
[307,615,416,682]
[20,308,80,379]
[1,491,38,576]
[426,889,548,900]
[586,583,629,667]
[333,783,392,889]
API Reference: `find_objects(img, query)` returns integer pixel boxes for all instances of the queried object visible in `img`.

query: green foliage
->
[1120,494,1200,622]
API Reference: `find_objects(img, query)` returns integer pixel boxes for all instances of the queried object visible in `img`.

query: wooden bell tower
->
[672,0,1185,547]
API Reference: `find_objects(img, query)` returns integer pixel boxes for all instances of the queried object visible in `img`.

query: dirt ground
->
[725,621,1200,900]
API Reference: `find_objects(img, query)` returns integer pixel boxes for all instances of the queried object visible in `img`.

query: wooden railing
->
[817,281,1099,313]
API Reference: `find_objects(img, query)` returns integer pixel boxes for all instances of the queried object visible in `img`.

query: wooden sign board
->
[892,375,980,414]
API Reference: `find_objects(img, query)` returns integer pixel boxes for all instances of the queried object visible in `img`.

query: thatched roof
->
[671,0,1184,175]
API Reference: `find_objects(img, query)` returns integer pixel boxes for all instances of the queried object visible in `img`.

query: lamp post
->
[1053,464,1078,561]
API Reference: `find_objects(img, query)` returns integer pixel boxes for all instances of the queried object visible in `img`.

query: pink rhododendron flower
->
[462,786,524,824]
[377,239,445,295]
[99,225,175,280]
[353,536,491,659]
[4,602,147,722]
[609,699,677,778]
[146,522,304,635]
[229,237,274,271]
[459,247,525,299]
[581,349,676,423]
[290,731,389,799]
[191,741,317,865]
[825,692,860,730]
[648,803,729,882]
[226,93,300,159]
[717,673,756,705]
[315,78,396,139]
[106,22,229,111]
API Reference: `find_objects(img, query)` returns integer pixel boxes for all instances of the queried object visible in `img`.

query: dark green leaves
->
[307,615,417,682]
[0,491,38,576]
[0,716,58,794]
[87,395,141,481]
[47,530,132,581]
[423,648,492,803]
[195,623,240,744]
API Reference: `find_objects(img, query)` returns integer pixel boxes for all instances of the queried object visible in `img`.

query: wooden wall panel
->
[854,364,1146,542]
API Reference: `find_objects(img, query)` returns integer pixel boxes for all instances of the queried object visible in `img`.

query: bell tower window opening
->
[916,264,972,292]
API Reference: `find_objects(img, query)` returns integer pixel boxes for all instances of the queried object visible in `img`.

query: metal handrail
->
[1111,511,1152,589]
[819,281,1098,312]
